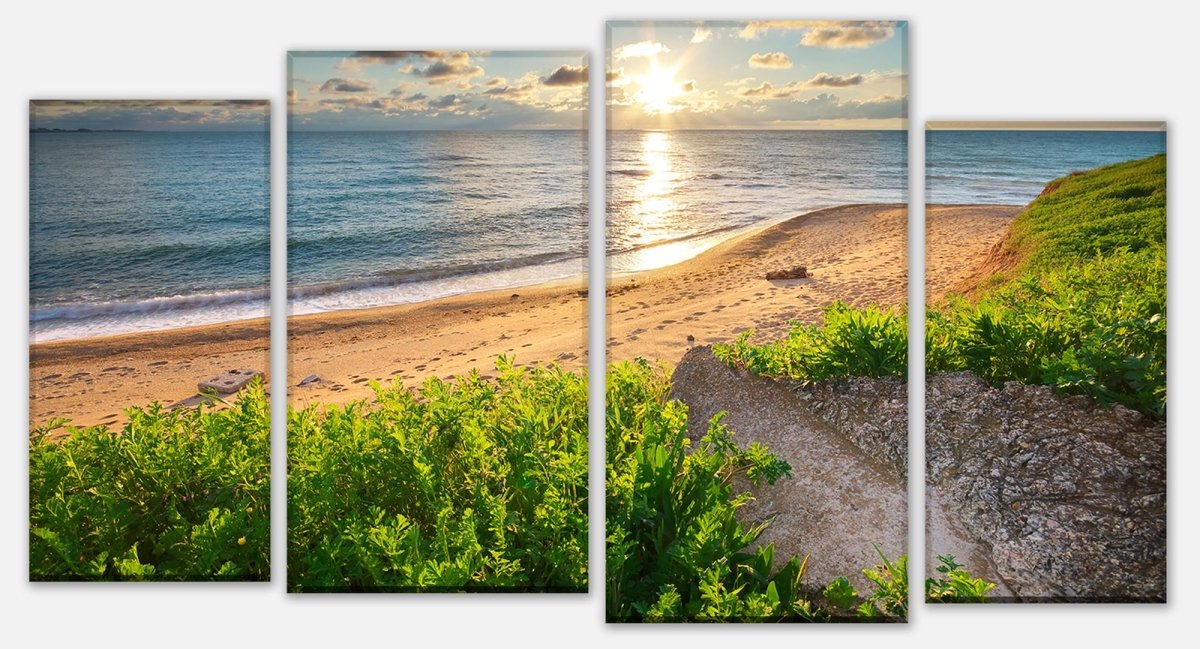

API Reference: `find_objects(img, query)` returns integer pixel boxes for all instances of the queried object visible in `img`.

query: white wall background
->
[1,1,1194,646]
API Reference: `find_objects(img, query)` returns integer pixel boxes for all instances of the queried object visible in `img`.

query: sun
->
[636,59,683,115]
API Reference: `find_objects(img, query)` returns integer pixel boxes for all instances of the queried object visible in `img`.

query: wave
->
[609,169,653,178]
[289,251,582,301]
[31,288,270,342]
[32,288,269,323]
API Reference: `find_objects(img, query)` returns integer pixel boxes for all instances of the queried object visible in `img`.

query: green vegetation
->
[717,154,1167,418]
[926,555,996,603]
[29,382,270,581]
[606,359,907,621]
[287,358,587,592]
[928,154,1166,417]
[714,303,907,382]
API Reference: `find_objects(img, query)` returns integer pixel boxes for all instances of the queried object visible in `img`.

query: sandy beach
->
[29,203,1018,430]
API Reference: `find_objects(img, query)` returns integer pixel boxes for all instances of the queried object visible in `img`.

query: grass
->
[29,381,270,581]
[287,357,588,592]
[716,154,1166,418]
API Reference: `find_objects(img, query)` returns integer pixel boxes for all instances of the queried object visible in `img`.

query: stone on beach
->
[766,265,808,280]
[198,368,263,395]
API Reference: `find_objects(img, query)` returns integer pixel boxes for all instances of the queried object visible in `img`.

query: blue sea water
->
[926,130,1166,205]
[29,131,270,342]
[287,130,588,314]
[607,130,908,273]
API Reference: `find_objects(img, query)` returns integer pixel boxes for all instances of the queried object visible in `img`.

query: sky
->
[30,100,269,131]
[608,20,908,129]
[289,51,587,130]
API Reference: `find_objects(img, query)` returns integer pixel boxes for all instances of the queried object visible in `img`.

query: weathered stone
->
[766,265,809,281]
[926,371,1166,602]
[669,347,905,595]
[298,374,322,387]
[198,368,263,394]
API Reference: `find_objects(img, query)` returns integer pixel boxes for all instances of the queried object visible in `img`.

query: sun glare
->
[636,59,683,115]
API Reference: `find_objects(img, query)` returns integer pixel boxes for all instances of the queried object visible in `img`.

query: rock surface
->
[198,368,263,394]
[668,347,1166,601]
[926,371,1166,602]
[765,265,809,280]
[669,346,906,594]
[805,375,908,479]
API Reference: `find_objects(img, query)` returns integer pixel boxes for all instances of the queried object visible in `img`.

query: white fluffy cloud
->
[613,41,670,60]
[748,52,793,69]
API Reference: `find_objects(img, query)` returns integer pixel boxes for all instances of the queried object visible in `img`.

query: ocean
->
[607,130,908,273]
[287,130,588,314]
[926,130,1167,205]
[29,131,270,342]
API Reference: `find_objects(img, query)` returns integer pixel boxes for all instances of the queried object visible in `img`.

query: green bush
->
[714,302,907,383]
[927,247,1165,416]
[287,357,588,592]
[605,359,911,621]
[29,381,270,580]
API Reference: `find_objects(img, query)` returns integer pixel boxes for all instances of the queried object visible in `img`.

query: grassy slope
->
[718,153,1166,417]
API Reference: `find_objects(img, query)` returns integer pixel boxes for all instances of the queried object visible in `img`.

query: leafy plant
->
[29,381,270,580]
[714,302,907,383]
[926,555,995,602]
[287,357,588,592]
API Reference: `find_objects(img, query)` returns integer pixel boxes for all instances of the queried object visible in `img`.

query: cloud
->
[31,99,271,131]
[680,80,697,93]
[725,77,756,87]
[738,81,782,98]
[407,51,484,86]
[606,67,631,87]
[691,27,713,43]
[739,20,821,39]
[748,52,792,69]
[737,20,897,48]
[484,83,537,101]
[543,64,588,87]
[319,78,374,93]
[791,93,905,119]
[804,72,865,87]
[800,22,896,48]
[613,41,670,60]
[350,51,446,63]
[429,94,466,110]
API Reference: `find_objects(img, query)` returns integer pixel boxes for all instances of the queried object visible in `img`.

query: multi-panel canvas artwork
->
[604,20,911,621]
[924,121,1167,603]
[29,100,272,581]
[20,23,1169,617]
[285,51,589,592]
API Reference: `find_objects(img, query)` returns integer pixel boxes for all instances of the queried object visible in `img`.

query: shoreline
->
[29,202,1017,429]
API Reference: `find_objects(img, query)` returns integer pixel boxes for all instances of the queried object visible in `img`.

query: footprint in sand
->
[352,377,369,384]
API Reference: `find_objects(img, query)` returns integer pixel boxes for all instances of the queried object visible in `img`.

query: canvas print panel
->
[29,100,271,581]
[605,20,910,622]
[924,121,1166,603]
[286,51,588,592]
